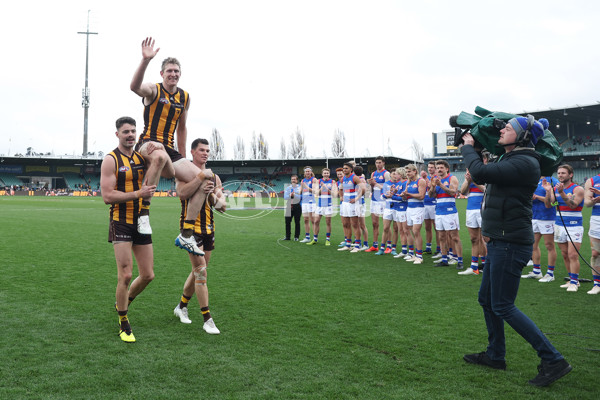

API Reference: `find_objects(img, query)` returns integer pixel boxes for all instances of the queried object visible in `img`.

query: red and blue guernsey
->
[424,175,436,207]
[318,178,333,207]
[343,173,357,202]
[555,182,583,226]
[381,180,399,209]
[371,169,388,202]
[591,174,600,217]
[406,178,424,208]
[301,177,315,205]
[391,180,408,211]
[434,174,457,215]
[532,176,558,220]
[466,183,484,211]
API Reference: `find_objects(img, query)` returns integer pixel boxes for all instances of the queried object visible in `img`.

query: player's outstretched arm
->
[130,37,160,99]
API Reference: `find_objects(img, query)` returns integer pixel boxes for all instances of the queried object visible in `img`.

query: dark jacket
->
[461,144,541,245]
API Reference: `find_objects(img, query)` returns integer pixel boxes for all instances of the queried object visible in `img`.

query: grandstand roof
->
[517,102,600,133]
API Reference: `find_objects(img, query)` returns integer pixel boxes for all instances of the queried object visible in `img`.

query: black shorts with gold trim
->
[192,232,215,252]
[109,220,152,245]
[135,139,183,163]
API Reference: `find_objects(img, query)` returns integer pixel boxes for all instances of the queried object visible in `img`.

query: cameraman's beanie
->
[507,117,548,145]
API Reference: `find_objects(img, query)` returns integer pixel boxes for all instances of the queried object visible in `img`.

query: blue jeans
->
[479,239,563,362]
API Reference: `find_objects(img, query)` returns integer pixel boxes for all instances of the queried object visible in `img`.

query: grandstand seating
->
[63,173,89,189]
[573,168,599,185]
[560,137,600,156]
[158,177,175,191]
[0,174,25,187]
[85,174,100,190]
[450,170,466,183]
[220,173,288,192]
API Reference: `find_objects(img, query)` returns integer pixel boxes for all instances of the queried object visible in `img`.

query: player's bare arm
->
[460,172,471,195]
[428,177,439,198]
[175,100,190,159]
[100,156,156,204]
[209,175,227,212]
[130,37,160,101]
[584,178,600,207]
[176,167,214,200]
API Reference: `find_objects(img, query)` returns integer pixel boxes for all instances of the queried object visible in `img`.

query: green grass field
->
[0,196,597,399]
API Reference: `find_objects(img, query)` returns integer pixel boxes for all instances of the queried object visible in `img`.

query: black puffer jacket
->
[461,144,541,245]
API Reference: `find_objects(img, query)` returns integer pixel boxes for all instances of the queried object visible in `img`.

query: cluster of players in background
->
[284,157,600,295]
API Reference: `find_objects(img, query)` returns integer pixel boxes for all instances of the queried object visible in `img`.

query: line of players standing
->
[283,157,600,295]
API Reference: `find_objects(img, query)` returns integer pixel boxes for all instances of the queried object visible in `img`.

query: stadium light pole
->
[78,10,98,157]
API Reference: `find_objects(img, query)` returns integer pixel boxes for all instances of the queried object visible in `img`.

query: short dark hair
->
[353,165,363,175]
[116,116,136,130]
[191,138,209,150]
[428,161,436,166]
[435,160,450,170]
[376,156,385,162]
[343,162,354,169]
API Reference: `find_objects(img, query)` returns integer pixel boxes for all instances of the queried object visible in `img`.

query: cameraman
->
[459,117,571,387]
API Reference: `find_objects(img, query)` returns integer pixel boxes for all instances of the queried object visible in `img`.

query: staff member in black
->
[283,175,302,241]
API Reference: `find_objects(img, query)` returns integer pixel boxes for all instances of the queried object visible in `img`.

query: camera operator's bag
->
[456,106,563,176]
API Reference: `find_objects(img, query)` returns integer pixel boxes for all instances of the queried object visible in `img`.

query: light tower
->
[78,10,97,156]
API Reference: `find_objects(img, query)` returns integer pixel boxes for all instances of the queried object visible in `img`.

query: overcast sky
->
[2,0,599,160]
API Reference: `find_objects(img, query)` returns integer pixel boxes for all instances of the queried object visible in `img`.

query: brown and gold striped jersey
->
[180,197,214,235]
[139,83,189,149]
[108,148,145,225]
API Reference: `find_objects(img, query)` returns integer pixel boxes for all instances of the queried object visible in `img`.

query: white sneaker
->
[403,254,414,261]
[393,252,405,258]
[458,267,479,275]
[360,245,369,251]
[137,215,152,235]
[404,255,416,262]
[587,285,600,295]
[434,257,447,264]
[431,253,442,259]
[338,246,351,251]
[539,274,555,283]
[521,271,542,279]
[350,247,361,253]
[203,318,220,334]
[560,281,579,288]
[175,234,205,256]
[527,260,534,266]
[413,257,423,265]
[174,305,192,324]
[448,258,458,265]
[300,238,311,243]
[566,283,579,292]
